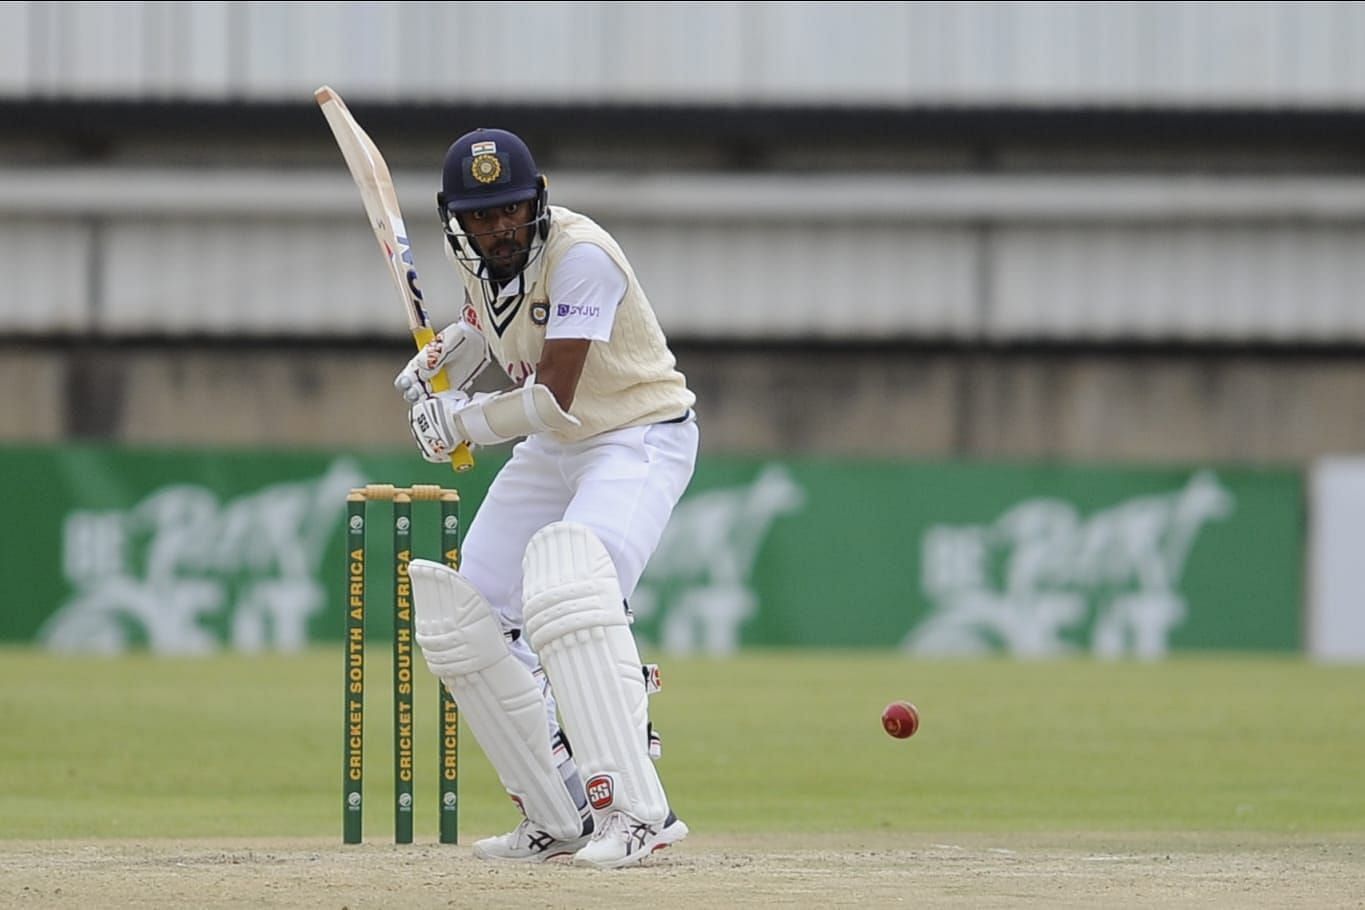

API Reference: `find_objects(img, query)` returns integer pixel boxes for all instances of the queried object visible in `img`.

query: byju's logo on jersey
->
[556,303,600,319]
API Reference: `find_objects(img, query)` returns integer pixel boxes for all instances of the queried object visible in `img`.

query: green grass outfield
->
[1,648,1363,841]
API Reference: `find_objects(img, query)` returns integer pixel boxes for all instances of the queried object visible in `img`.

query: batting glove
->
[407,393,470,463]
[394,321,490,403]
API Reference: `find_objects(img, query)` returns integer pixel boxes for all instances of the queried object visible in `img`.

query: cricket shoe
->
[572,810,688,870]
[472,816,593,863]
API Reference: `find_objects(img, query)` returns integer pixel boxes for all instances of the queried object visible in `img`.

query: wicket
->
[343,483,461,845]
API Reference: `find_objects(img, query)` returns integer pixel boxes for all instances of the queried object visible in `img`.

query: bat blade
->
[314,85,429,335]
[316,84,474,472]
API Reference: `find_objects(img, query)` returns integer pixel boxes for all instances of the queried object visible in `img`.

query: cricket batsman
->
[394,127,697,868]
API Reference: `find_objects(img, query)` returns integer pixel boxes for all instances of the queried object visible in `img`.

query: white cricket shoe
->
[572,810,688,870]
[472,817,592,863]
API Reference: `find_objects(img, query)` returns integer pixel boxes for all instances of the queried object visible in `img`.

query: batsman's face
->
[461,201,535,278]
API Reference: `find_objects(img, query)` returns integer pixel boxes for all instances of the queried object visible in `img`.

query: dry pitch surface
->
[2,832,1362,909]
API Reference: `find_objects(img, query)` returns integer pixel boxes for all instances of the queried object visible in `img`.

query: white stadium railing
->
[3,168,1365,342]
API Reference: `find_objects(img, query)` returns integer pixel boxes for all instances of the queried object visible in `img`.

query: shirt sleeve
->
[545,242,627,342]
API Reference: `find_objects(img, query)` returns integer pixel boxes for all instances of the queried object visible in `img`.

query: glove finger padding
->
[394,368,429,404]
[393,321,491,402]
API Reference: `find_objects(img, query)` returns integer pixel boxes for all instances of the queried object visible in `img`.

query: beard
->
[476,236,530,280]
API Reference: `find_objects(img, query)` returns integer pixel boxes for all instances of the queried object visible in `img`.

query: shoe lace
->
[591,811,627,842]
[595,811,654,851]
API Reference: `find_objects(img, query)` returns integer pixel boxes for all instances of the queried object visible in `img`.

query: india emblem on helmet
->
[471,153,502,185]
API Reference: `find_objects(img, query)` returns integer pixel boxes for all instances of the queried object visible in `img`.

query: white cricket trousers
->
[460,412,699,637]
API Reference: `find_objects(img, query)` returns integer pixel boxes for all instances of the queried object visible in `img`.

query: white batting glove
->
[407,393,469,463]
[393,321,490,403]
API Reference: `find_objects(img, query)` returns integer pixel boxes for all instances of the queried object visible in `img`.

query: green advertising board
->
[0,445,1303,656]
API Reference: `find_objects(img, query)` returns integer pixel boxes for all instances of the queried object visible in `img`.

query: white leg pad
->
[409,558,582,840]
[522,523,669,826]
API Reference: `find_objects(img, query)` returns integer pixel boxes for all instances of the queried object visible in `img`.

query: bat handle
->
[449,442,475,473]
[413,327,475,474]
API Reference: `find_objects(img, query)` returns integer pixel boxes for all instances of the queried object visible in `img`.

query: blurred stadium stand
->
[2,1,1364,460]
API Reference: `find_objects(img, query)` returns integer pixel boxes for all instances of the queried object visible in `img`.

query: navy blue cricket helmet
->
[439,128,543,212]
[436,128,550,279]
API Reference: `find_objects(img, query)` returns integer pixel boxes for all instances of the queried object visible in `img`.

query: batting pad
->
[409,559,582,839]
[522,523,669,825]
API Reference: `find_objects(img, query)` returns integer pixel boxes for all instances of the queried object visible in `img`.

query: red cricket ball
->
[881,700,920,739]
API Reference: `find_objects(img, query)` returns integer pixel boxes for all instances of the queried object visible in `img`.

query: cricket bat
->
[314,85,474,473]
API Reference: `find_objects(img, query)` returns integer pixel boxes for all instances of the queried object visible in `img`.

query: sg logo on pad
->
[586,774,614,810]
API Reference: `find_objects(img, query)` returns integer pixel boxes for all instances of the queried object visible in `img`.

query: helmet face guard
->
[436,128,550,282]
